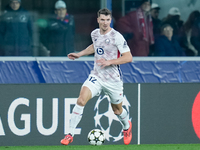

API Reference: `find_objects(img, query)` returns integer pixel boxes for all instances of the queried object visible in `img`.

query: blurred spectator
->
[0,0,33,56]
[40,0,75,56]
[115,0,154,56]
[180,10,200,56]
[161,7,184,41]
[150,3,161,37]
[149,3,161,56]
[154,24,185,56]
[190,12,200,56]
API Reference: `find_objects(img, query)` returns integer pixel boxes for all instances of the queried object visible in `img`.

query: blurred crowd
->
[0,0,200,57]
[0,0,75,56]
[115,0,200,57]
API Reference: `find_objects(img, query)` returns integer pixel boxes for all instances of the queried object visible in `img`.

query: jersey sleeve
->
[91,31,95,43]
[115,32,130,54]
[91,29,99,43]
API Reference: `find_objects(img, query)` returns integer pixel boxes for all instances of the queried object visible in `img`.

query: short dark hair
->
[140,0,152,6]
[160,24,172,32]
[97,8,112,17]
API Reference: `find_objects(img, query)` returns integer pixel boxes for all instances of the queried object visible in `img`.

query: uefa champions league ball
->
[87,129,105,145]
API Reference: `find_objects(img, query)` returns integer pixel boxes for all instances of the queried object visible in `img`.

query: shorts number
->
[89,76,97,84]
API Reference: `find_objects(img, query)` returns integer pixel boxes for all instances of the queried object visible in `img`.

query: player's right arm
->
[68,44,95,60]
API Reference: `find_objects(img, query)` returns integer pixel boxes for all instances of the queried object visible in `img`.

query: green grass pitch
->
[1,144,200,150]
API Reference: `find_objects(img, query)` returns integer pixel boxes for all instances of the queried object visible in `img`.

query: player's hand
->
[96,58,111,68]
[68,53,80,60]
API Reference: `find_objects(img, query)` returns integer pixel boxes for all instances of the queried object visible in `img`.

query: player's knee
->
[111,103,123,115]
[113,109,121,115]
[77,97,87,106]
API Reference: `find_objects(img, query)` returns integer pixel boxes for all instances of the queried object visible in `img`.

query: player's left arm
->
[97,51,132,68]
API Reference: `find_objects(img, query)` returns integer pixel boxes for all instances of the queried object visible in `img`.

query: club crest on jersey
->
[96,48,104,55]
[105,39,110,44]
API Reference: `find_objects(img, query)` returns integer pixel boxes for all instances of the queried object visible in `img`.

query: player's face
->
[97,14,112,33]
[55,8,67,19]
[10,1,20,11]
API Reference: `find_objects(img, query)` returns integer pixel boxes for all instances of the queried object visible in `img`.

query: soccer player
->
[61,8,133,145]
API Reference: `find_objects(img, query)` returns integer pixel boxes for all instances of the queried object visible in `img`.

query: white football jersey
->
[91,28,130,82]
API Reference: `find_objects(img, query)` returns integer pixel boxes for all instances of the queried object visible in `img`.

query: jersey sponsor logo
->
[96,48,104,55]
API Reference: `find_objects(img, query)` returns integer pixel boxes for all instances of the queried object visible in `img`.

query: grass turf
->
[1,144,200,150]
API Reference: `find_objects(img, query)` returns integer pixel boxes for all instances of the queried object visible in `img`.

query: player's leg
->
[61,86,92,145]
[105,81,132,145]
[111,102,132,145]
[105,81,130,130]
[111,102,130,129]
[61,75,101,145]
[69,86,92,135]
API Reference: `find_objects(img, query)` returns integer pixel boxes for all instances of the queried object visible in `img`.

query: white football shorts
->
[82,74,124,104]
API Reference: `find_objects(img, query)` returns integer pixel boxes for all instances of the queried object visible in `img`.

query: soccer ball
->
[87,129,105,145]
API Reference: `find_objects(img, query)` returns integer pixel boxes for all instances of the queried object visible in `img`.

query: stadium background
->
[0,57,200,146]
[0,0,198,54]
[0,0,200,147]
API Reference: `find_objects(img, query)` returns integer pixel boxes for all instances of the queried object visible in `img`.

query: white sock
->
[117,108,130,130]
[69,104,84,136]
